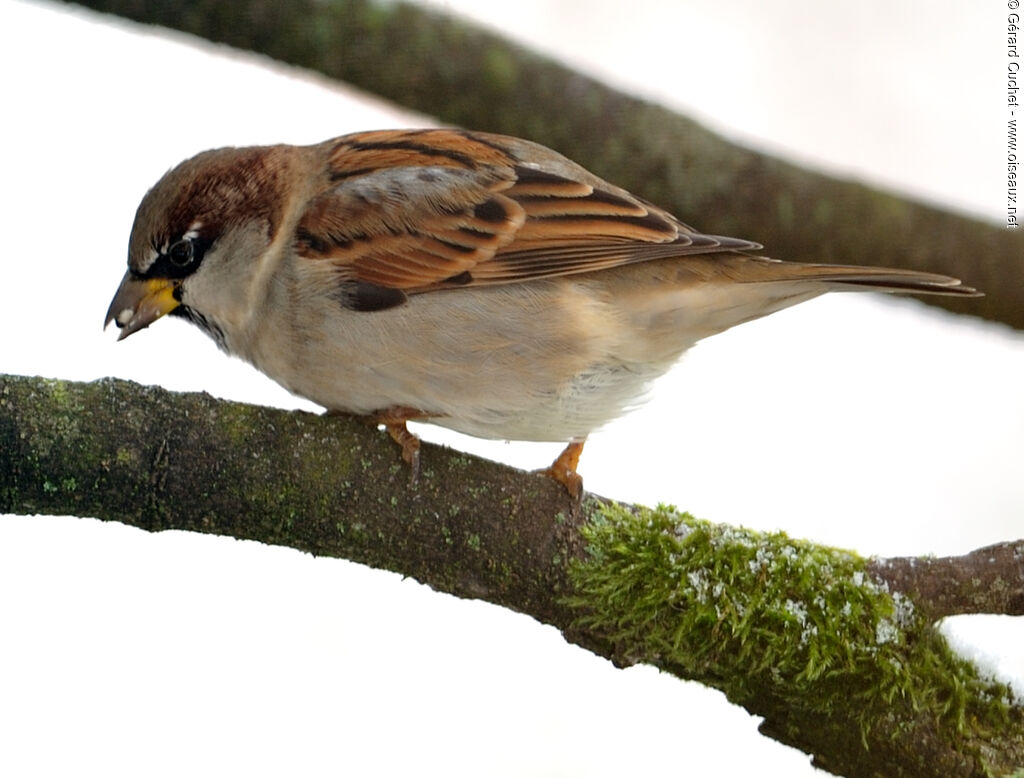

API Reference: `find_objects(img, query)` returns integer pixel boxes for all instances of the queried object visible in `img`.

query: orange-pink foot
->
[538,440,586,498]
[373,406,433,483]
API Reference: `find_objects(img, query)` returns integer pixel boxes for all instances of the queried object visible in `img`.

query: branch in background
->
[2,373,1022,776]
[61,0,1024,329]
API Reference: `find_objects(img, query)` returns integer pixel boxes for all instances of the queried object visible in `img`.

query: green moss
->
[42,377,71,407]
[566,504,1014,743]
[214,402,256,447]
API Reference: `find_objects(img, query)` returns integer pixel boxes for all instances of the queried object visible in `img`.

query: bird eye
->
[168,238,194,267]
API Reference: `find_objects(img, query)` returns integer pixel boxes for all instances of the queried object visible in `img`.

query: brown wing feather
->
[294,129,760,296]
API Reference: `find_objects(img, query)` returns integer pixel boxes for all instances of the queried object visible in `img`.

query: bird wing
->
[293,129,759,309]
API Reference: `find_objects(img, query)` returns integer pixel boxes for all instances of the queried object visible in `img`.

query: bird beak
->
[104,272,180,340]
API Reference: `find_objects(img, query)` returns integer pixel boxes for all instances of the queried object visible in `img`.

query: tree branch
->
[61,0,1024,330]
[2,373,1022,776]
[870,545,1024,621]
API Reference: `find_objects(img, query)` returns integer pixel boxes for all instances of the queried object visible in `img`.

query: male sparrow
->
[105,129,978,495]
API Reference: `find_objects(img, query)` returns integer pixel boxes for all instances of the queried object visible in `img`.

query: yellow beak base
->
[104,274,180,340]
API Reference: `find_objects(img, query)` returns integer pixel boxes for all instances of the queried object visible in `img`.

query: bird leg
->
[385,422,420,481]
[538,439,586,498]
[373,406,433,483]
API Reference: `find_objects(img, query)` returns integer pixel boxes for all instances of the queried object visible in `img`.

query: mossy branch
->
[2,373,1022,775]
[58,0,1024,330]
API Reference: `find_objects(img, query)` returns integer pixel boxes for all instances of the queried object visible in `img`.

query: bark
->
[1,373,1022,776]
[60,0,1024,329]
[869,547,1024,621]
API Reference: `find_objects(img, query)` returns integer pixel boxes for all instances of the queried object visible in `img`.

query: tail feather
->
[741,258,981,297]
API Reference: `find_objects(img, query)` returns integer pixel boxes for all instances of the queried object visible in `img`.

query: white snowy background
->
[1,1,1021,775]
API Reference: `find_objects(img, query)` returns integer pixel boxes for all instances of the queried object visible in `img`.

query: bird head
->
[104,145,296,346]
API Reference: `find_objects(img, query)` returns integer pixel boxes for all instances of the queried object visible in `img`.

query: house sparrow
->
[105,129,978,496]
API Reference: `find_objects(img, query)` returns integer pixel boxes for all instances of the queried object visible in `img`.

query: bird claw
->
[373,406,431,486]
[384,421,421,485]
[367,408,584,497]
[536,440,586,499]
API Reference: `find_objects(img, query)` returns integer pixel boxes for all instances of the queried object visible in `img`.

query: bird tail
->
[748,259,981,297]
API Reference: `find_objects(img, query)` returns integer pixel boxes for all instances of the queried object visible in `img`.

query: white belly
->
[233,261,825,443]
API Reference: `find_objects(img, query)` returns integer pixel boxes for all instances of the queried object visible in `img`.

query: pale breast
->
[236,257,829,442]
[237,273,668,440]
